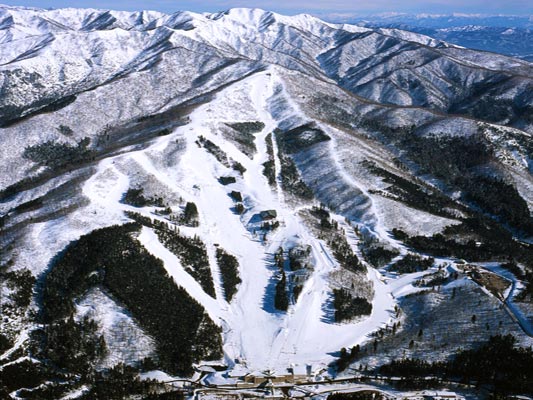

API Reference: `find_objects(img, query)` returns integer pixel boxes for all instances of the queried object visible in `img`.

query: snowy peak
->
[0,4,532,143]
[0,5,165,34]
[211,8,331,34]
[0,4,441,45]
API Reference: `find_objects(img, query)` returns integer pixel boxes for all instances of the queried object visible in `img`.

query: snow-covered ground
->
[1,8,532,384]
[75,288,157,368]
[3,60,531,385]
[1,8,533,400]
[129,70,403,374]
[473,262,533,337]
[2,55,531,389]
[2,68,437,378]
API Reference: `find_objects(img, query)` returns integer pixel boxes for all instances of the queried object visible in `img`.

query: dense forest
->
[389,253,434,274]
[197,135,247,176]
[333,289,372,323]
[362,244,399,268]
[275,123,330,154]
[262,133,276,186]
[360,121,533,236]
[41,316,107,374]
[364,161,463,220]
[401,132,533,234]
[2,268,35,309]
[392,216,533,266]
[224,121,264,157]
[22,137,94,170]
[155,227,216,298]
[307,205,365,273]
[4,362,187,400]
[216,247,241,302]
[197,135,230,166]
[379,335,533,394]
[274,271,289,311]
[180,201,200,227]
[41,223,222,375]
[328,230,365,274]
[274,129,314,200]
[122,187,165,208]
[219,176,236,185]
[273,247,290,311]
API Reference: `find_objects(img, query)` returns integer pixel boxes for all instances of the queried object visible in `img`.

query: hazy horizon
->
[1,0,531,17]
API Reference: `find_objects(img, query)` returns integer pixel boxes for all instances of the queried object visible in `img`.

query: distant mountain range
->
[322,14,533,61]
[323,13,533,28]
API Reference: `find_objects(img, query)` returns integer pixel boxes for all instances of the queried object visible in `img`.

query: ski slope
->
[0,65,464,380]
[70,68,411,376]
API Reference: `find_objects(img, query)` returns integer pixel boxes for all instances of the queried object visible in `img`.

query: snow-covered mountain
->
[332,13,533,29]
[351,17,533,62]
[1,5,533,398]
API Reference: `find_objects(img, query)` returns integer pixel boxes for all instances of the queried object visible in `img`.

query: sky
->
[1,0,532,16]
